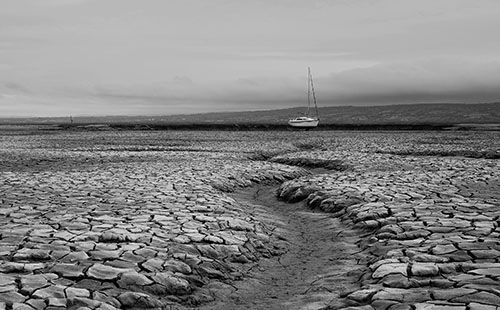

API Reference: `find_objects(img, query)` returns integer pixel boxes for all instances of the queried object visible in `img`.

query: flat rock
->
[32,285,66,299]
[347,288,378,302]
[412,263,439,277]
[432,288,476,300]
[0,291,26,304]
[414,303,466,310]
[117,271,153,288]
[152,272,191,295]
[469,267,500,277]
[117,292,163,308]
[468,302,497,310]
[51,263,85,278]
[451,291,500,305]
[86,263,130,281]
[431,244,457,255]
[372,263,408,278]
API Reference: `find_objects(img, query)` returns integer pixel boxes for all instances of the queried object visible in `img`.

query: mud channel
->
[200,180,366,310]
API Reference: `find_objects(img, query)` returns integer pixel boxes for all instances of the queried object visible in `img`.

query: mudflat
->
[0,129,498,309]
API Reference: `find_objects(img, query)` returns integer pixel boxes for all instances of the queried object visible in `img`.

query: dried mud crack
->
[1,130,498,310]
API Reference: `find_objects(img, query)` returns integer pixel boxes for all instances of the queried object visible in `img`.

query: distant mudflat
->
[2,122,500,132]
[1,103,499,128]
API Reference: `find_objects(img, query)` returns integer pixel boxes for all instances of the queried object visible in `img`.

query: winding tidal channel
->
[201,178,366,310]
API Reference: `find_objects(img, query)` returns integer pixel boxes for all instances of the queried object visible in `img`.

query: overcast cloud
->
[1,0,500,116]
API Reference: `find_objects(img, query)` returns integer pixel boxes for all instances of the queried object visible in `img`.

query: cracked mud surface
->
[0,129,498,309]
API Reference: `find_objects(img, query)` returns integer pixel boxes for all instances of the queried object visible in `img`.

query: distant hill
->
[1,102,499,125]
[148,102,500,125]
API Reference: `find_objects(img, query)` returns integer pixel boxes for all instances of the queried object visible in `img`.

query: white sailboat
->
[288,67,319,128]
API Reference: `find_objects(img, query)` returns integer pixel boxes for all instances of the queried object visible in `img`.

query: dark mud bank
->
[376,149,500,159]
[271,157,350,171]
[55,123,460,131]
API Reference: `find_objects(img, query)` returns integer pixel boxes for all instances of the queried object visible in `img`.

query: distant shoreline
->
[1,103,498,127]
[1,123,499,131]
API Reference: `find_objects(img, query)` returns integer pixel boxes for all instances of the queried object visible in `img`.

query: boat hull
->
[288,119,319,128]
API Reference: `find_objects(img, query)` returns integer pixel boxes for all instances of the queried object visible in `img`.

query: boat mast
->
[306,67,311,116]
[309,67,319,119]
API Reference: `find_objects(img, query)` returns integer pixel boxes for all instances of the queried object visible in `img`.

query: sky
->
[1,0,500,116]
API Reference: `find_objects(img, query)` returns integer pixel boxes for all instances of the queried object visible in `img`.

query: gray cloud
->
[2,58,500,117]
[163,58,500,107]
[1,0,500,116]
[316,59,500,104]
